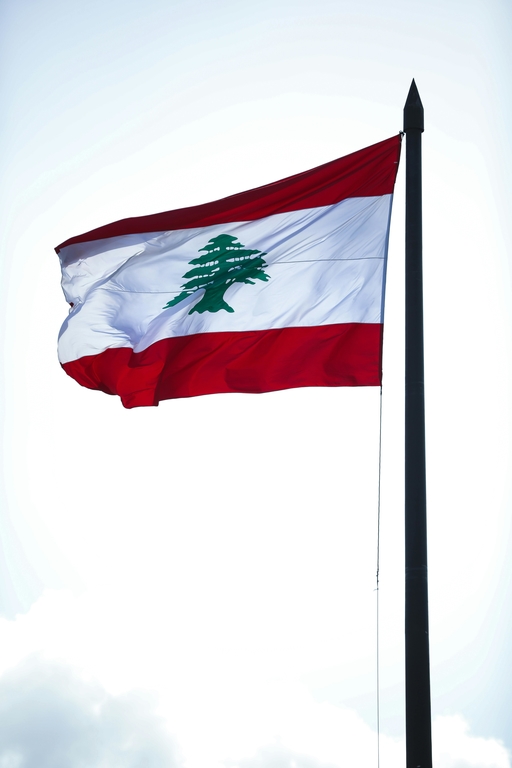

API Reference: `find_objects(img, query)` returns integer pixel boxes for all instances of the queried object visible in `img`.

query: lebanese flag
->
[56,135,401,408]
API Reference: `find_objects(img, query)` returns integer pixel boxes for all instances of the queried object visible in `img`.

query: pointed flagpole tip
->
[404,79,424,133]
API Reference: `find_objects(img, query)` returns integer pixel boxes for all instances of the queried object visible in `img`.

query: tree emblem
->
[164,234,270,314]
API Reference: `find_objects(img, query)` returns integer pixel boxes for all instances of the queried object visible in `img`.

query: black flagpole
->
[403,80,432,768]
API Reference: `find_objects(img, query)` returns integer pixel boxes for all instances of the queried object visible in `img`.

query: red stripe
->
[62,323,383,408]
[56,136,401,251]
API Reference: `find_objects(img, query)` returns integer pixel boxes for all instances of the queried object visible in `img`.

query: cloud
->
[433,715,510,768]
[228,742,338,768]
[0,654,508,768]
[0,657,180,768]
[220,699,510,768]
[228,716,511,768]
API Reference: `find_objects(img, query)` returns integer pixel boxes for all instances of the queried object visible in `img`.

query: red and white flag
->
[56,135,401,408]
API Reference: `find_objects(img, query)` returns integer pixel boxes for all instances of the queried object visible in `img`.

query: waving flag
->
[56,135,401,408]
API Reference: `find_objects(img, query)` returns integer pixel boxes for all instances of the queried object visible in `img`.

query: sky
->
[0,1,511,767]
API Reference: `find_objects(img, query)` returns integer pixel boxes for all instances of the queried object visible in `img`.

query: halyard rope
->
[376,385,383,768]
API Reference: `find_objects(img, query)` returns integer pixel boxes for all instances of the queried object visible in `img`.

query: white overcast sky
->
[1,1,511,767]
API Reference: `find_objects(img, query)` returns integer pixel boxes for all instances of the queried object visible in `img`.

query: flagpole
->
[403,80,432,768]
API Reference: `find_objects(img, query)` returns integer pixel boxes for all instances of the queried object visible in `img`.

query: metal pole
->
[403,79,432,768]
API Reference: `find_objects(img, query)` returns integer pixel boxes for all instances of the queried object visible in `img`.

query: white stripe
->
[58,195,392,363]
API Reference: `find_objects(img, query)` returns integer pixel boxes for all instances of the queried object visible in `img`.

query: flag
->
[56,135,401,408]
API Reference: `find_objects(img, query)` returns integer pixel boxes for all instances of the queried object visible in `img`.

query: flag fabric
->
[56,135,401,408]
